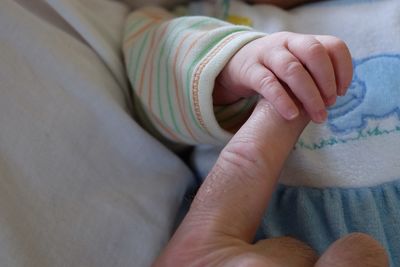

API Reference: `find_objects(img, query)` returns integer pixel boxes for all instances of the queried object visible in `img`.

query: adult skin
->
[154,100,389,267]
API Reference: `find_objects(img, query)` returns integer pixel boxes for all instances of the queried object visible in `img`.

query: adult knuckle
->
[222,140,260,167]
[219,139,266,180]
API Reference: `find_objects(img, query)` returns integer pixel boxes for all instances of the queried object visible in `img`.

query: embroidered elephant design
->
[327,54,400,134]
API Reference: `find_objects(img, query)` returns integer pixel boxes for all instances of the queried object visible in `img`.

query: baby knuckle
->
[267,87,286,104]
[323,77,337,92]
[283,61,303,78]
[258,75,277,91]
[270,31,291,40]
[307,94,323,107]
[328,36,348,51]
[306,41,325,58]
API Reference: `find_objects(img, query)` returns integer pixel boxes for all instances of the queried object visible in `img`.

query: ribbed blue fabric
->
[259,180,400,267]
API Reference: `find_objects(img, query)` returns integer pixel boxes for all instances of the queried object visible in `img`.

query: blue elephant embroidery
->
[327,54,400,134]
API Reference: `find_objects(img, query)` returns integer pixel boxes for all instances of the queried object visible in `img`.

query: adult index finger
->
[185,99,309,242]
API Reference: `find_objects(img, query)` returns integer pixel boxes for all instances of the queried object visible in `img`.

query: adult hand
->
[154,100,389,267]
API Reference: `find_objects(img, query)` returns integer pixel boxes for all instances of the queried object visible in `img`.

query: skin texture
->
[153,100,389,267]
[215,32,353,123]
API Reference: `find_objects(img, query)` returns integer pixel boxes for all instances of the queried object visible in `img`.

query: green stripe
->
[156,18,221,138]
[164,19,212,134]
[215,105,230,115]
[125,18,147,37]
[216,100,248,121]
[157,29,167,125]
[218,98,255,124]
[130,30,151,89]
[126,21,148,68]
[127,15,251,142]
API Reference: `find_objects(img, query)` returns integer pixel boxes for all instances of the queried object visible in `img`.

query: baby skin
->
[214,32,353,124]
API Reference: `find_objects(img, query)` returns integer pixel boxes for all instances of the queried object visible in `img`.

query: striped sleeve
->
[123,6,264,145]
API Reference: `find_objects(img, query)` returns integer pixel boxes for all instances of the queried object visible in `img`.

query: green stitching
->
[296,125,400,151]
[218,98,255,124]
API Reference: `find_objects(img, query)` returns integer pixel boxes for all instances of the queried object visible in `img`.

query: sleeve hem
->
[194,31,266,144]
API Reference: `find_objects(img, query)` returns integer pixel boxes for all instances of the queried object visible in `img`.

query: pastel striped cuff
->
[123,6,264,145]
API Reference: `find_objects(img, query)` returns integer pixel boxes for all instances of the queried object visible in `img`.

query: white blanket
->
[0,0,195,266]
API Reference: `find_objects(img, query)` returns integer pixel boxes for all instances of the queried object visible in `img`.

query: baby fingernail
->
[338,85,348,96]
[315,109,327,123]
[287,107,299,120]
[326,96,336,106]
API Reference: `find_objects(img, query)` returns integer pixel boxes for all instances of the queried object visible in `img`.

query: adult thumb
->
[316,233,389,267]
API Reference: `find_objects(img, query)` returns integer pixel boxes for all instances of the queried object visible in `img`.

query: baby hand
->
[215,32,353,123]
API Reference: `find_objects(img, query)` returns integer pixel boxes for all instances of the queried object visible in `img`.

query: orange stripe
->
[149,113,183,143]
[172,32,199,141]
[124,21,158,50]
[148,22,170,110]
[140,9,168,21]
[138,27,158,97]
[180,32,209,71]
[192,32,243,134]
[175,31,213,138]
